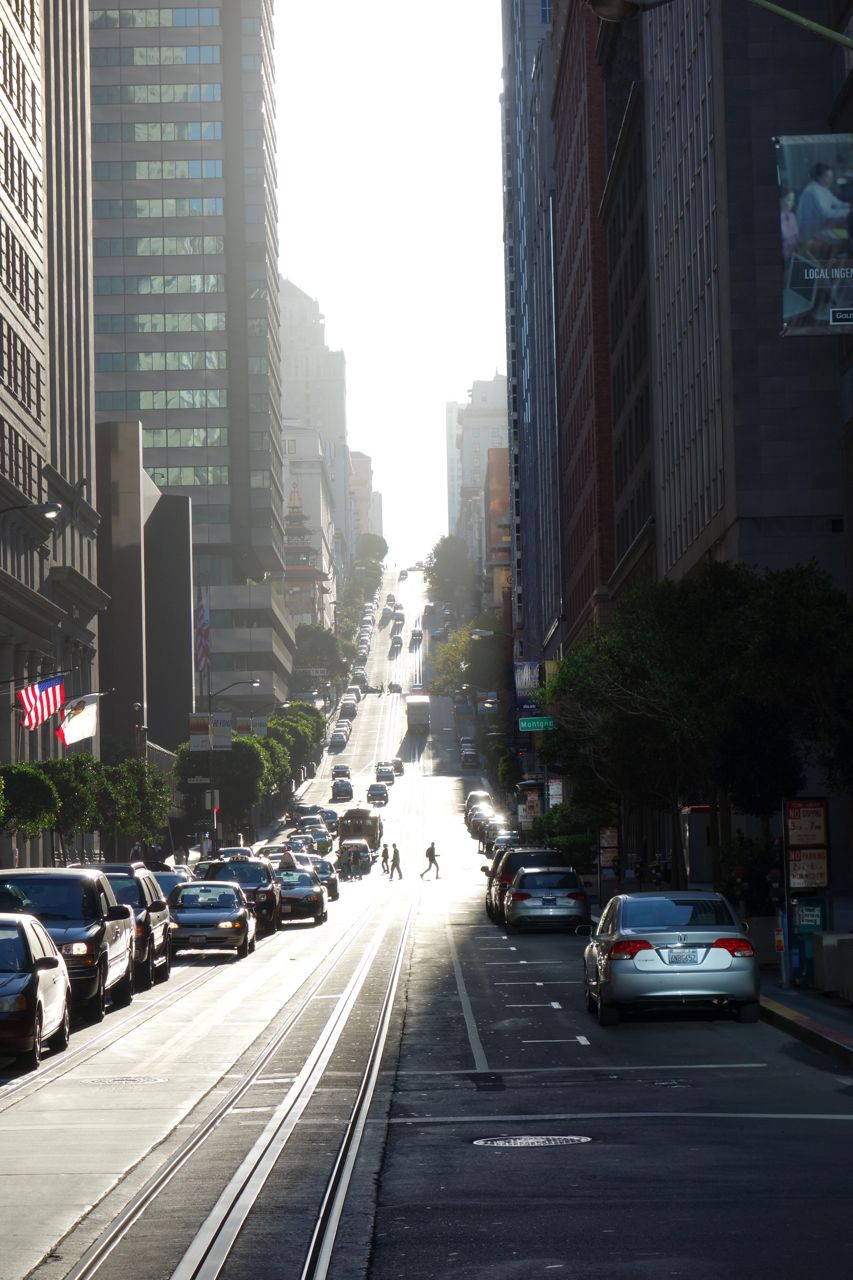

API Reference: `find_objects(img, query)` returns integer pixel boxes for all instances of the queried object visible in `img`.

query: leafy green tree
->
[176,736,267,834]
[259,735,290,798]
[0,764,59,839]
[117,759,173,842]
[356,531,388,562]
[424,535,476,609]
[293,623,350,682]
[32,755,104,860]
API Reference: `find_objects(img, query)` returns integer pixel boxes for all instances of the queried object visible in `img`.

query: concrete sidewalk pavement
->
[759,974,853,1070]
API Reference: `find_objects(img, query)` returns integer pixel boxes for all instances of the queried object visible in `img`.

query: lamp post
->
[0,501,63,520]
[207,678,260,854]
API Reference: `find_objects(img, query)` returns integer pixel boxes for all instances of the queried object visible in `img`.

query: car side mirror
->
[106,903,133,922]
[740,920,750,933]
[150,898,167,913]
[481,866,490,875]
[35,954,60,970]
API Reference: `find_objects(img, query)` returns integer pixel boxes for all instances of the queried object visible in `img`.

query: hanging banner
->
[775,134,853,335]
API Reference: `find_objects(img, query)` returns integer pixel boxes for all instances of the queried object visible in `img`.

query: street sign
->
[518,715,555,732]
[188,776,210,784]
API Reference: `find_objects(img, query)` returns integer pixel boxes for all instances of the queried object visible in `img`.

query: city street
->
[0,574,850,1279]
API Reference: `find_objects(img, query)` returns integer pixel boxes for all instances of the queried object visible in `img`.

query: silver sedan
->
[504,867,590,932]
[583,891,759,1026]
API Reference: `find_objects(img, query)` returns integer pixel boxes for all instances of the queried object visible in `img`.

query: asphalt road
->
[4,571,852,1280]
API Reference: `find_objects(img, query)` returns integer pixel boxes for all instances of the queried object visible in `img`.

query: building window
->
[92,121,222,143]
[94,273,225,295]
[92,159,223,180]
[97,350,226,372]
[142,426,227,447]
[91,81,221,104]
[93,197,224,219]
[90,8,220,28]
[250,469,270,488]
[247,356,267,375]
[95,311,226,333]
[90,44,221,65]
[193,505,230,524]
[94,235,225,257]
[145,465,229,486]
[98,388,227,410]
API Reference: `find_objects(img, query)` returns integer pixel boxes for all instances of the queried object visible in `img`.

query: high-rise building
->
[349,450,374,550]
[89,1,294,709]
[500,0,561,661]
[280,423,335,629]
[449,375,508,587]
[279,278,353,585]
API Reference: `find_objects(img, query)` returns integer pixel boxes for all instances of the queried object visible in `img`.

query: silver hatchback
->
[583,891,759,1026]
[505,867,590,932]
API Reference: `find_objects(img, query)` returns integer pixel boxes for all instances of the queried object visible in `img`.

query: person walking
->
[389,843,402,880]
[420,841,439,879]
[380,843,390,874]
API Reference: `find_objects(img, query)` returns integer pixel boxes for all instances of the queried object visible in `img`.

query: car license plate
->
[541,897,557,905]
[668,948,698,964]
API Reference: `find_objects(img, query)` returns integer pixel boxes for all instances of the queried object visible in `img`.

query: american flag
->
[18,675,65,730]
[194,585,210,674]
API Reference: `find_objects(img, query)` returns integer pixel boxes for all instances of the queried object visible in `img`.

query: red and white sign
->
[789,846,829,890]
[785,799,827,847]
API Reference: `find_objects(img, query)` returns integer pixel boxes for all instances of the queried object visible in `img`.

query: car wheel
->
[597,997,620,1027]
[86,966,107,1023]
[138,943,155,991]
[505,920,518,934]
[583,978,596,1016]
[237,933,249,959]
[248,932,256,954]
[113,959,135,1008]
[737,1001,760,1024]
[48,998,71,1054]
[155,939,172,984]
[18,1010,42,1072]
[313,913,323,926]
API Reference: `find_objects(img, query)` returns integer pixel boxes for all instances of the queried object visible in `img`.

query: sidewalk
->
[759,972,853,1069]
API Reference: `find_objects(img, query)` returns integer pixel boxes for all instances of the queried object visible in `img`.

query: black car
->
[202,855,281,932]
[331,778,354,802]
[331,764,351,779]
[101,862,172,989]
[274,869,328,925]
[367,783,389,806]
[0,869,135,1021]
[310,856,340,901]
[0,913,72,1071]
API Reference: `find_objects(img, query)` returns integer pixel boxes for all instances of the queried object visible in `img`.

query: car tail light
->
[510,891,531,901]
[610,939,653,959]
[567,892,586,901]
[712,937,755,958]
[499,874,513,885]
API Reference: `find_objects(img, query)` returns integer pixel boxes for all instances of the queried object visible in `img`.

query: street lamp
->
[0,501,63,520]
[207,678,260,854]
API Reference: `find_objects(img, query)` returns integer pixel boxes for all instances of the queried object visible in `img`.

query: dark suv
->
[0,868,134,1021]
[482,847,583,925]
[202,855,281,932]
[101,863,171,989]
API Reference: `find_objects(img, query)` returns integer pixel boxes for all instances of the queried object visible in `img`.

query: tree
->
[176,736,268,834]
[293,623,350,682]
[258,735,290,798]
[424,535,477,608]
[356,531,388,562]
[31,755,104,860]
[0,764,59,840]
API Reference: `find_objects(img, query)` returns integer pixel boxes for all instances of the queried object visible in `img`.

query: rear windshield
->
[205,863,269,886]
[518,871,582,890]
[277,872,316,888]
[106,875,144,907]
[0,875,100,922]
[174,886,238,910]
[314,860,334,875]
[621,897,735,931]
[154,873,186,897]
[0,924,25,970]
[500,852,564,876]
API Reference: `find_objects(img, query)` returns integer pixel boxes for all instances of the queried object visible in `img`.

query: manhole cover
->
[473,1135,592,1148]
[79,1076,167,1086]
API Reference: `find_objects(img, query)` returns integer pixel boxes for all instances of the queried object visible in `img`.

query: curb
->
[760,996,853,1070]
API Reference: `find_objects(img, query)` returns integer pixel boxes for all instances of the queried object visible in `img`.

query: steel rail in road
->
[61,901,389,1280]
[169,902,413,1280]
[301,903,413,1280]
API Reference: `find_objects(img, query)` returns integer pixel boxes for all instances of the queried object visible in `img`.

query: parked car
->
[367,782,389,806]
[338,702,357,721]
[482,847,578,924]
[583,891,760,1026]
[504,867,590,934]
[310,856,340,901]
[0,913,72,1070]
[274,869,328,925]
[392,758,404,775]
[0,868,134,1021]
[201,855,282,933]
[460,749,479,768]
[319,808,340,834]
[300,824,332,855]
[152,868,193,901]
[168,882,256,958]
[375,764,395,784]
[329,731,348,750]
[331,778,354,802]
[101,862,172,989]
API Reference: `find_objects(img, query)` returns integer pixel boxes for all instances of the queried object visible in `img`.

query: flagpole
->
[2,668,72,692]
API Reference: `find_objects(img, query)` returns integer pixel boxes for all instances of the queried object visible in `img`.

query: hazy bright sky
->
[275,1,507,567]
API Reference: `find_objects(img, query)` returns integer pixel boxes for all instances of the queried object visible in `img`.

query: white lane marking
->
[393,1062,768,1076]
[486,961,563,966]
[506,1003,561,1009]
[521,1039,591,1044]
[384,1110,853,1126]
[552,1002,563,1010]
[481,947,516,952]
[494,981,581,986]
[445,911,489,1072]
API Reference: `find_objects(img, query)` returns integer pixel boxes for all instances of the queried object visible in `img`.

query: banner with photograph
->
[514,661,542,715]
[775,134,853,335]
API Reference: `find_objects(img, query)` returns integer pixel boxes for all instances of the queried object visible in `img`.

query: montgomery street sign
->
[518,715,556,732]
